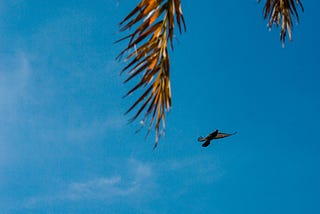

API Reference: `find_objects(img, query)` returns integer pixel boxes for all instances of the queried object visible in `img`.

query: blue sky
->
[0,0,319,213]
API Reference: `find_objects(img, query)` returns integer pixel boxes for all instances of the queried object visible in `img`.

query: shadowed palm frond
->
[116,0,186,149]
[259,0,304,46]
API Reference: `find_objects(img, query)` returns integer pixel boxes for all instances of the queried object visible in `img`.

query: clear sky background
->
[0,0,319,213]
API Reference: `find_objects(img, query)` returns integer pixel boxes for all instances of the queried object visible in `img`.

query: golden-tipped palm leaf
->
[259,0,304,45]
[116,0,186,148]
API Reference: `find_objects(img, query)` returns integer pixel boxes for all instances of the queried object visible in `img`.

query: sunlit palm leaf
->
[259,0,304,46]
[116,0,186,148]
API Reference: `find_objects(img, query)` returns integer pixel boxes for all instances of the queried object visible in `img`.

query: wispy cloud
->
[24,155,223,209]
[24,158,156,208]
[66,176,127,200]
[0,51,32,163]
[0,52,31,111]
[64,159,155,202]
[0,10,125,145]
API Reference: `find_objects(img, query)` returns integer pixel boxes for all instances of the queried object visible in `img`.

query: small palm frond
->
[259,0,304,46]
[116,0,186,148]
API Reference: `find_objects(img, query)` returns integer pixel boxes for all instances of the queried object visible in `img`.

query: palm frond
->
[259,0,304,46]
[116,0,186,148]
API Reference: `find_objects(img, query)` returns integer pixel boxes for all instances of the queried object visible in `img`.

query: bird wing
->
[202,140,211,147]
[215,131,237,139]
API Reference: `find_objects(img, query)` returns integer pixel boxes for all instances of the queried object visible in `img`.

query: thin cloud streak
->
[0,52,31,112]
[25,155,223,209]
[24,158,156,208]
[0,51,32,163]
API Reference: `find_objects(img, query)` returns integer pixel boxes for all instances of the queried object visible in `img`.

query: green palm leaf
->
[116,0,186,148]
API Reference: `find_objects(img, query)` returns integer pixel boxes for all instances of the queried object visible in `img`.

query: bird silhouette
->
[198,129,237,147]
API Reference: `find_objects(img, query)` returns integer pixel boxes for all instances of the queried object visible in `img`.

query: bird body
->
[198,129,236,147]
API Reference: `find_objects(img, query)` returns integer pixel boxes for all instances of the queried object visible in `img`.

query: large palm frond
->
[116,0,186,148]
[259,0,304,46]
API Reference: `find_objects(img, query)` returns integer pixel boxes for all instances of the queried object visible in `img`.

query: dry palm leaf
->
[259,0,304,46]
[116,0,186,149]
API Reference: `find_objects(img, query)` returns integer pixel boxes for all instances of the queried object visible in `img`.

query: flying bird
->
[198,129,237,147]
